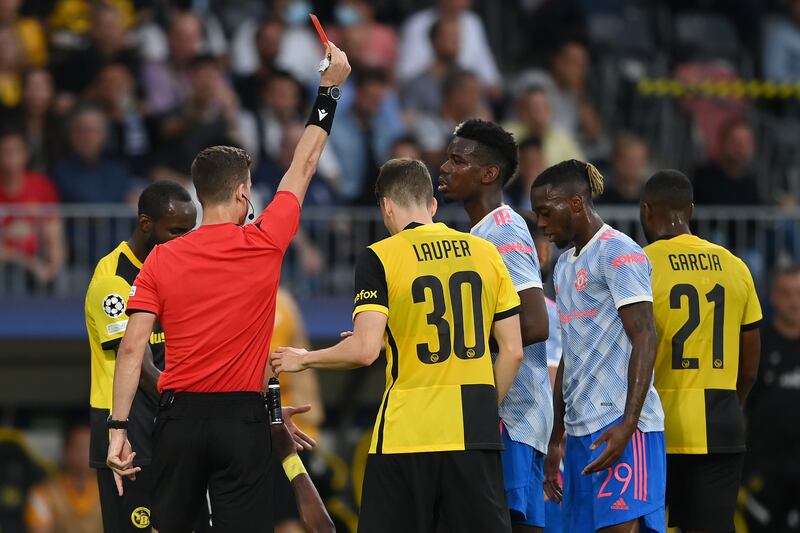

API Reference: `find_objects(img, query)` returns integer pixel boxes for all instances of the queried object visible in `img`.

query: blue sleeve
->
[482,220,543,292]
[602,238,653,309]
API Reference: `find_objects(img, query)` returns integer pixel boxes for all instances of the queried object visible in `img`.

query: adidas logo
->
[611,498,629,511]
[318,109,328,120]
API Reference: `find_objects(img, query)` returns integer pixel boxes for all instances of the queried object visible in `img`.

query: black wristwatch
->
[319,85,342,101]
[106,416,129,430]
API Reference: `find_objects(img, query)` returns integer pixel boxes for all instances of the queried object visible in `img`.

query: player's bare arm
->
[272,423,335,533]
[518,287,549,346]
[583,301,657,475]
[490,314,524,403]
[737,328,761,406]
[271,311,387,373]
[107,311,156,495]
[544,358,566,503]
[277,42,351,205]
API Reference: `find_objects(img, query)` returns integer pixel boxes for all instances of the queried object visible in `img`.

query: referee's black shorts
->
[358,450,511,533]
[151,391,274,533]
[666,452,745,533]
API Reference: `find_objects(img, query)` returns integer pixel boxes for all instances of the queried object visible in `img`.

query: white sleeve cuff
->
[615,295,653,309]
[515,280,543,292]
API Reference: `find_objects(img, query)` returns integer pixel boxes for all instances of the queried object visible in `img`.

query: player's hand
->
[320,42,351,87]
[582,419,636,475]
[270,422,297,460]
[270,347,308,375]
[282,405,317,451]
[106,429,141,496]
[543,436,564,503]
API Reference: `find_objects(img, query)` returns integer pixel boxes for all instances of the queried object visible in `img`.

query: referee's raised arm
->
[277,42,350,205]
[105,41,351,532]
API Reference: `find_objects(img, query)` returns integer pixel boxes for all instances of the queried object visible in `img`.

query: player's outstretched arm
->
[271,311,387,373]
[276,43,351,205]
[737,329,761,407]
[583,301,657,474]
[491,314,524,403]
[271,423,335,533]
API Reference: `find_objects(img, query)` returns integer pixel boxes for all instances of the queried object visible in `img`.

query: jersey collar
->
[470,205,508,233]
[120,241,144,269]
[403,221,424,231]
[567,223,609,263]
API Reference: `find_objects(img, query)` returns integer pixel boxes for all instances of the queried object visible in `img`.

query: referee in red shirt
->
[104,44,351,532]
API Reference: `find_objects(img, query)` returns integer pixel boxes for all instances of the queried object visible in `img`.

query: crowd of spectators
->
[0,0,799,287]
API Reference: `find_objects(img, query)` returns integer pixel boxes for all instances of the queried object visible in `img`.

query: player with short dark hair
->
[640,169,762,533]
[85,180,196,532]
[532,160,666,533]
[440,118,551,532]
[271,157,525,533]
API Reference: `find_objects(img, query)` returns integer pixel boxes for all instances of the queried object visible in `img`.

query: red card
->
[309,14,329,45]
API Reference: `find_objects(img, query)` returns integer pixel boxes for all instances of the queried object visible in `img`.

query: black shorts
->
[97,466,156,532]
[151,392,274,533]
[357,450,511,533]
[666,452,744,532]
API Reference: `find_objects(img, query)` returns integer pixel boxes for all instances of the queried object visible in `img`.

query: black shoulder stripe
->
[101,338,121,352]
[115,253,140,286]
[741,320,762,332]
[494,305,521,322]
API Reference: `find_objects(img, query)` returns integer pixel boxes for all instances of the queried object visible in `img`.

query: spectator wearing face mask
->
[329,0,397,70]
[230,0,321,86]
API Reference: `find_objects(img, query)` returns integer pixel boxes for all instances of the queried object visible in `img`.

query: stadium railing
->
[1,203,798,299]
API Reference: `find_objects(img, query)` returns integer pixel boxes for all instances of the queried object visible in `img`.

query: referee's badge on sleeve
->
[130,285,137,297]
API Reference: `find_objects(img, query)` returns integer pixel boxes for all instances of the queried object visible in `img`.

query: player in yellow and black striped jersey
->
[85,181,195,533]
[271,159,524,533]
[639,170,762,533]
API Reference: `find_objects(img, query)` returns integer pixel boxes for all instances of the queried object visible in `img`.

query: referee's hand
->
[106,429,141,496]
[320,42,351,87]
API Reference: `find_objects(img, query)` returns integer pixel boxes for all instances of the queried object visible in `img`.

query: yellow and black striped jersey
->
[645,234,762,454]
[85,241,165,467]
[353,222,521,454]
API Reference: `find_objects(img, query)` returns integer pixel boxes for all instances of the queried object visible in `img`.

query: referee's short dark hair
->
[454,118,519,186]
[139,180,193,221]
[375,158,433,209]
[191,146,252,206]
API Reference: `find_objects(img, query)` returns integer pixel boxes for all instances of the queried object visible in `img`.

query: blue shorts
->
[563,419,666,533]
[501,424,545,527]
[544,499,563,533]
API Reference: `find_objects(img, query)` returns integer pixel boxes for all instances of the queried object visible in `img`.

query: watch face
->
[330,86,342,100]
